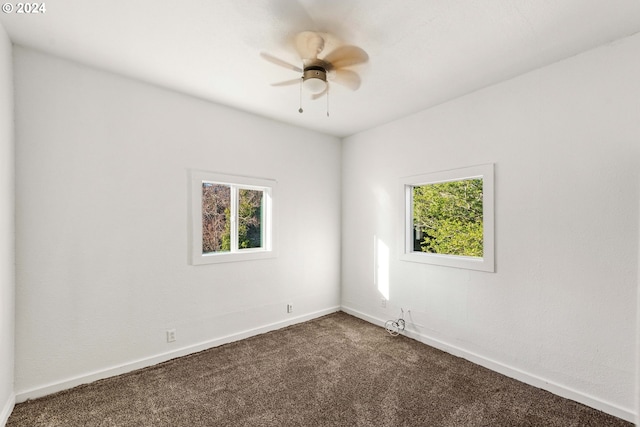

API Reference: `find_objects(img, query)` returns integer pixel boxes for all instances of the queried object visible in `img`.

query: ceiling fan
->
[261,31,369,113]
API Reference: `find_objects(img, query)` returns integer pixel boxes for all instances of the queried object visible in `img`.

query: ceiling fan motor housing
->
[303,65,327,82]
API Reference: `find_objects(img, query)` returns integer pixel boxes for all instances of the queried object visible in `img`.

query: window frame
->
[190,170,277,265]
[400,163,495,272]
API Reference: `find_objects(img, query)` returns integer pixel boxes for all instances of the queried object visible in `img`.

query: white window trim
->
[190,170,277,265]
[400,163,495,272]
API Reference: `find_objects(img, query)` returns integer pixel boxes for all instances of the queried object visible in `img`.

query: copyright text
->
[2,3,46,13]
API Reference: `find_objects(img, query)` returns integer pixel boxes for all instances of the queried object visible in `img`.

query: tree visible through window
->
[202,184,264,254]
[401,164,494,272]
[238,189,263,249]
[412,178,483,257]
[202,183,231,253]
[191,171,275,265]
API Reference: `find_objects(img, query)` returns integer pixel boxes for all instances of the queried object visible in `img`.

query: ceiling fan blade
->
[271,78,301,87]
[260,52,302,73]
[332,69,361,91]
[295,31,325,59]
[323,45,369,69]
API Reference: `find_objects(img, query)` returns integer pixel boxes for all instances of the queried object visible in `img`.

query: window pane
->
[202,183,231,254]
[238,189,263,249]
[412,178,483,257]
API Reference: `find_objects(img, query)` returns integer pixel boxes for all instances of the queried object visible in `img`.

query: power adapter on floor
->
[385,308,408,336]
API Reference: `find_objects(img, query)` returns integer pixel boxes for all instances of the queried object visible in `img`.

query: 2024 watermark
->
[2,3,46,13]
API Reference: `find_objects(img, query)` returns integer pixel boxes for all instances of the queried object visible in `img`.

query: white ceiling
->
[2,0,640,137]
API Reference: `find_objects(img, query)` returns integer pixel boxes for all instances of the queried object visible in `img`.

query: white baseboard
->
[0,392,15,427]
[341,305,636,424]
[16,306,340,403]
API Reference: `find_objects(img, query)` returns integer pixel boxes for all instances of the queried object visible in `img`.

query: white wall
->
[0,21,15,427]
[13,47,342,398]
[342,33,640,421]
[637,175,640,426]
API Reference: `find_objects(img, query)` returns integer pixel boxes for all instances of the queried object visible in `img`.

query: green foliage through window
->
[202,184,264,254]
[412,178,483,257]
[238,189,263,249]
[202,183,231,253]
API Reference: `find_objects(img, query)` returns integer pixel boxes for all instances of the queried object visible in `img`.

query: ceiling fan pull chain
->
[298,78,304,114]
[326,86,330,117]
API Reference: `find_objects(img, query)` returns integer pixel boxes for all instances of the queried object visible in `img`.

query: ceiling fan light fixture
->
[303,66,327,94]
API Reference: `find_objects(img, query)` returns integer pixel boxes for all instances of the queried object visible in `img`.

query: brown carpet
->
[8,312,632,426]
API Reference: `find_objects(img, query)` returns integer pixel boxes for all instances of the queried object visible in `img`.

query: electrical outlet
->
[166,329,176,343]
[381,298,387,308]
[287,304,294,313]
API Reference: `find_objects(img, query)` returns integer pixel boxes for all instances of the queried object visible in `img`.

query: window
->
[190,171,276,264]
[400,164,494,272]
